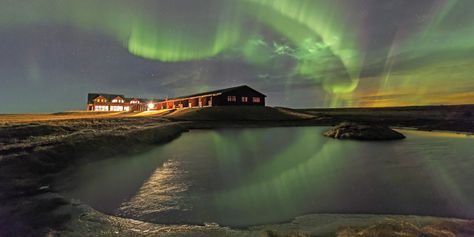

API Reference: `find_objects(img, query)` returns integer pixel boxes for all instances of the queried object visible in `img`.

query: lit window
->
[227,96,236,102]
[112,98,124,103]
[252,97,261,103]
[110,106,124,111]
[242,97,248,102]
[94,105,109,111]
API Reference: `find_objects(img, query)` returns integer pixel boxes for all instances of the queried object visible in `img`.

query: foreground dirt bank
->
[0,117,187,236]
[1,106,473,236]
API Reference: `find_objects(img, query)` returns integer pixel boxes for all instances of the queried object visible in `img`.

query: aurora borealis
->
[0,0,473,112]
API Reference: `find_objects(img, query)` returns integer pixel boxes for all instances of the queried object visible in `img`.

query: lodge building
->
[86,85,266,112]
[86,93,148,112]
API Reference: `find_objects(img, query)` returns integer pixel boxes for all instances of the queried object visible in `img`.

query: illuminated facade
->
[86,85,266,112]
[86,94,147,112]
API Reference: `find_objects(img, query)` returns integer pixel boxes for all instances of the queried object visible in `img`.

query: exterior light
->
[148,103,155,110]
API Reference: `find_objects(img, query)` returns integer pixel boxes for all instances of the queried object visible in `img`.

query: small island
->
[324,122,406,140]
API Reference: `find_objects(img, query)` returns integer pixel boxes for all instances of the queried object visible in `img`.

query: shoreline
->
[395,127,474,138]
[1,106,473,236]
[58,201,474,237]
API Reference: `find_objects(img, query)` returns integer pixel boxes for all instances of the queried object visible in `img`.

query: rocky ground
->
[1,105,473,236]
[323,122,406,140]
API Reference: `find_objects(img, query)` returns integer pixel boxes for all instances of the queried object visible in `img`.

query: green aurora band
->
[1,0,473,106]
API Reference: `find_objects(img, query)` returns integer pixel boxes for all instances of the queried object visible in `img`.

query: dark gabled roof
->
[87,93,124,104]
[170,85,266,100]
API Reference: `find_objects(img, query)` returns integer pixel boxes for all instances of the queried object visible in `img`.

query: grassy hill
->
[165,106,314,121]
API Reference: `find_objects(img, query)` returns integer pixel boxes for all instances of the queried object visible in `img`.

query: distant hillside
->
[292,104,474,133]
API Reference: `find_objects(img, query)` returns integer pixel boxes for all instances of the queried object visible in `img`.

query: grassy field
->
[0,111,127,123]
[1,104,473,132]
[0,106,312,124]
[0,110,174,124]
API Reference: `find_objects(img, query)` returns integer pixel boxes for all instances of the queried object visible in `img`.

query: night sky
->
[1,0,473,113]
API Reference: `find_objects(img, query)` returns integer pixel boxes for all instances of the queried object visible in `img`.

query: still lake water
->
[59,127,474,227]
